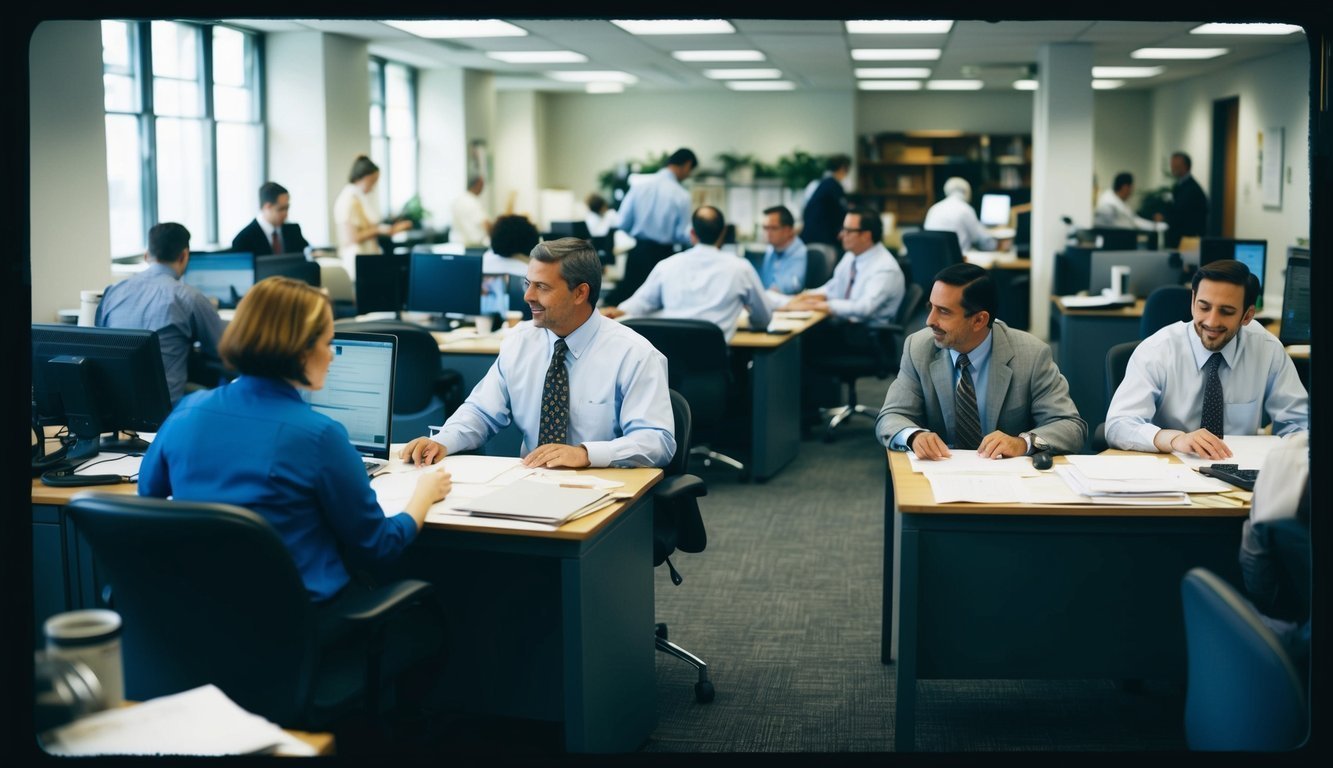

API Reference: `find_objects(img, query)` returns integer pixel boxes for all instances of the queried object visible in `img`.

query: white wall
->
[417,67,467,231]
[266,32,333,245]
[1093,90,1155,213]
[1149,44,1311,308]
[30,21,112,323]
[322,35,372,238]
[494,90,542,220]
[463,70,497,217]
[855,92,1034,135]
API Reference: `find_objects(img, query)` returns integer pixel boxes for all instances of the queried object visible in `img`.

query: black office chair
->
[804,242,839,290]
[622,318,744,477]
[65,491,445,734]
[653,389,713,703]
[1140,284,1192,338]
[333,319,465,442]
[1001,273,1030,332]
[902,230,964,295]
[1090,339,1141,452]
[1181,567,1308,750]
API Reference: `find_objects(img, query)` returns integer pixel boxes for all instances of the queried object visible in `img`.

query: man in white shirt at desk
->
[1105,259,1308,459]
[600,205,772,340]
[923,177,1011,254]
[401,237,676,469]
[1093,172,1165,232]
[782,206,905,324]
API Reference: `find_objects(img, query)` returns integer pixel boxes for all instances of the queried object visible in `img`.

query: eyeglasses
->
[839,227,867,233]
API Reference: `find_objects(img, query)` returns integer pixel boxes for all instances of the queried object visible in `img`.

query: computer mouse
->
[1031,451,1053,471]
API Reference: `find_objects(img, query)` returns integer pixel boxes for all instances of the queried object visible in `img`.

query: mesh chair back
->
[1141,285,1192,338]
[334,319,442,413]
[622,319,729,426]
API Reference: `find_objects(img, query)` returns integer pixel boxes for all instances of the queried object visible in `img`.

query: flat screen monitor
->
[1090,228,1140,251]
[590,231,615,266]
[31,324,173,462]
[407,251,483,317]
[255,254,320,287]
[548,220,592,240]
[1088,250,1185,298]
[183,251,255,308]
[979,193,1011,227]
[1279,251,1310,346]
[300,332,396,458]
[355,253,411,314]
[1200,238,1268,277]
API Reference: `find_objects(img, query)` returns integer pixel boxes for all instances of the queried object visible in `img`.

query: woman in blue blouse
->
[139,276,451,603]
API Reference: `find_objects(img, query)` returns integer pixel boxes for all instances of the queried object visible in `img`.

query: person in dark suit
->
[1160,151,1207,248]
[800,154,852,249]
[231,181,310,256]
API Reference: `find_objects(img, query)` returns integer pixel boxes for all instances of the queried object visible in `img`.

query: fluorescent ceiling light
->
[1190,22,1302,35]
[586,82,625,94]
[546,70,638,84]
[854,67,932,78]
[926,79,984,91]
[857,80,923,91]
[1131,47,1228,60]
[703,68,782,79]
[1091,66,1164,78]
[1013,79,1038,91]
[725,81,796,91]
[845,20,953,34]
[671,50,764,62]
[1092,79,1125,90]
[611,19,735,35]
[383,19,526,38]
[487,50,587,64]
[851,49,942,61]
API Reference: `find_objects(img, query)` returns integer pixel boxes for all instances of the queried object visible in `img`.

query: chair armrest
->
[331,579,437,626]
[654,473,708,501]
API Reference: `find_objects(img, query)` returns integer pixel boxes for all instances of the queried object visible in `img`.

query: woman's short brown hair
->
[219,276,331,384]
[348,154,379,184]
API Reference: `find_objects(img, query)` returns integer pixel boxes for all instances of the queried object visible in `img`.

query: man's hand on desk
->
[1161,428,1233,461]
[400,437,447,466]
[907,430,952,460]
[977,431,1028,459]
[600,306,626,319]
[783,293,828,313]
[522,443,591,468]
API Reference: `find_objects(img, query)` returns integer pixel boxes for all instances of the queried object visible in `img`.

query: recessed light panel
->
[611,20,735,35]
[547,70,638,84]
[851,49,942,61]
[1092,79,1125,90]
[1190,23,1302,35]
[845,20,953,34]
[926,80,984,91]
[857,81,923,91]
[1091,66,1164,78]
[854,67,932,78]
[1013,80,1038,91]
[671,50,764,62]
[725,81,796,91]
[703,68,782,80]
[487,51,587,64]
[586,82,625,94]
[1131,47,1228,60]
[384,20,527,38]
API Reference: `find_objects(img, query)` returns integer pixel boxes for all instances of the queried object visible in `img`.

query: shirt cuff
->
[891,427,923,452]
[582,441,612,468]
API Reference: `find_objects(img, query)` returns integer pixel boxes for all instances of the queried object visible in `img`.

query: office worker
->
[782,207,905,324]
[584,192,620,238]
[800,153,852,250]
[450,175,492,247]
[757,205,808,296]
[877,263,1086,459]
[333,154,410,279]
[1105,259,1308,459]
[602,205,772,340]
[401,237,676,469]
[231,181,311,256]
[604,147,697,305]
[95,222,226,405]
[1093,172,1163,232]
[480,214,539,316]
[923,177,1010,254]
[1158,151,1208,248]
[139,277,451,603]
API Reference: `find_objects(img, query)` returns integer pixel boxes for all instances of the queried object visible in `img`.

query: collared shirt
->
[139,376,418,602]
[889,329,995,450]
[450,190,490,247]
[617,244,773,341]
[616,167,692,246]
[923,194,997,253]
[816,242,905,324]
[1105,320,1309,452]
[1093,189,1160,232]
[585,209,620,238]
[95,262,226,404]
[255,214,281,252]
[759,236,808,295]
[434,312,676,467]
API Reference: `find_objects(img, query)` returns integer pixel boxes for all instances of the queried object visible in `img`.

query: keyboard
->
[1199,464,1259,491]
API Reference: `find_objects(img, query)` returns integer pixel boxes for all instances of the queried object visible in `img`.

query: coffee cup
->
[505,310,523,327]
[475,315,494,334]
[78,290,103,327]
[44,610,124,709]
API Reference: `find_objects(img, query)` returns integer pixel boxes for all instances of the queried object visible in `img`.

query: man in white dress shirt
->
[450,175,492,247]
[922,177,1010,254]
[1093,172,1164,232]
[782,206,905,324]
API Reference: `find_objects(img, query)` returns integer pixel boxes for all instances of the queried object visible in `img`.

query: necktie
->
[271,229,282,255]
[1200,352,1224,438]
[954,353,982,450]
[844,257,857,299]
[538,338,570,446]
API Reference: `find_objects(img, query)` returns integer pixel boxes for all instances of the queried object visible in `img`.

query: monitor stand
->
[101,432,151,454]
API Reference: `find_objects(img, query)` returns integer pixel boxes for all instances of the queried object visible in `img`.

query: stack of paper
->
[451,479,615,526]
[1053,455,1229,505]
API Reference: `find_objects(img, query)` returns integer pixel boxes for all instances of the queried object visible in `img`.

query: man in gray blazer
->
[877,263,1085,459]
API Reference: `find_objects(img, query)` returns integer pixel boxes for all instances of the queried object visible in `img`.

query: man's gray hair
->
[531,237,602,306]
[943,176,972,201]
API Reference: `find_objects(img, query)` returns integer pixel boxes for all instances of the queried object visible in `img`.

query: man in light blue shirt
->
[757,205,807,296]
[1106,259,1308,459]
[95,222,226,404]
[401,237,676,469]
[602,206,772,341]
[605,148,697,305]
[783,206,905,324]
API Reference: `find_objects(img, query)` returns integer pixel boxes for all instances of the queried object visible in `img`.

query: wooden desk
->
[1050,296,1146,445]
[881,449,1248,751]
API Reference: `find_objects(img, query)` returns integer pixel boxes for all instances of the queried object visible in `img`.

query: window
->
[369,57,418,218]
[101,21,263,257]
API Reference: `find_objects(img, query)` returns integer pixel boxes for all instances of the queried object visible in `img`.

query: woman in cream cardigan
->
[332,155,410,279]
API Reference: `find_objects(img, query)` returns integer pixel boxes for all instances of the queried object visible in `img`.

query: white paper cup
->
[505,310,523,327]
[44,610,124,709]
[475,315,494,334]
[77,290,103,327]
[1110,265,1131,296]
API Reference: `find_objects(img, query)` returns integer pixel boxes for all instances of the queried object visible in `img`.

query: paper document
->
[1063,455,1171,479]
[774,310,815,320]
[74,453,145,477]
[910,452,1038,476]
[1054,466,1190,502]
[453,479,612,525]
[925,474,1028,503]
[1173,434,1284,471]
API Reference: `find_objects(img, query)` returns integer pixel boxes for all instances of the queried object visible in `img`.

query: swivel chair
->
[804,242,839,290]
[1140,285,1192,338]
[333,319,465,442]
[65,492,445,735]
[1090,339,1140,452]
[901,230,963,296]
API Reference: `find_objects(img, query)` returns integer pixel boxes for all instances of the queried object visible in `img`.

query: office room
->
[16,6,1327,759]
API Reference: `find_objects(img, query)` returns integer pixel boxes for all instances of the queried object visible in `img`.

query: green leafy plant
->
[597,150,672,205]
[398,195,430,227]
[775,150,825,191]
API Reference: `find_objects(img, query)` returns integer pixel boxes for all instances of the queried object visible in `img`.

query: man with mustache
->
[876,262,1085,460]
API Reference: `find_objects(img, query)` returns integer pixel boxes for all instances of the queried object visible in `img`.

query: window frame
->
[368,55,419,217]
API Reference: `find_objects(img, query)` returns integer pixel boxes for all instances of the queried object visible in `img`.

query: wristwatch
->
[1019,431,1049,455]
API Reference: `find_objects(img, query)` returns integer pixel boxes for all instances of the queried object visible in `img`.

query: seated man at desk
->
[877,262,1086,459]
[782,206,904,324]
[1105,259,1308,459]
[1093,172,1164,233]
[401,237,676,469]
[757,205,808,296]
[922,177,1011,254]
[231,181,310,256]
[600,205,771,340]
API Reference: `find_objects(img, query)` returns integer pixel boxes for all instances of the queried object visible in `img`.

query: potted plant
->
[397,195,430,228]
[775,150,825,191]
[716,151,757,185]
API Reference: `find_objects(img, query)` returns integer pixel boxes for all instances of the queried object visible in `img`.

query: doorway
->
[1209,96,1239,237]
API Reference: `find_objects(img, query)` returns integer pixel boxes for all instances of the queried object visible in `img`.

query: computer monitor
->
[590,231,616,266]
[355,253,411,315]
[548,220,592,240]
[255,254,320,287]
[1090,228,1140,251]
[1279,251,1310,346]
[299,331,396,462]
[31,324,173,462]
[183,251,255,309]
[406,251,483,318]
[979,193,1011,227]
[1200,238,1268,277]
[1088,250,1185,298]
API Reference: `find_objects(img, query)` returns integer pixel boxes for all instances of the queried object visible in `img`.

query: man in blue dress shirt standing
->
[605,148,697,305]
[757,205,808,297]
[401,237,676,469]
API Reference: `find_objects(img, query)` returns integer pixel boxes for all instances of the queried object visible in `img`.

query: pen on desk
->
[560,482,595,489]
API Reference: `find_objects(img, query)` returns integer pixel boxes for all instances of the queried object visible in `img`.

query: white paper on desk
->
[1054,465,1191,500]
[41,684,313,757]
[523,470,624,491]
[767,317,806,332]
[1016,474,1096,505]
[774,310,815,320]
[1059,294,1129,309]
[1063,455,1171,480]
[925,474,1027,503]
[74,453,144,476]
[1173,434,1284,471]
[910,452,1038,476]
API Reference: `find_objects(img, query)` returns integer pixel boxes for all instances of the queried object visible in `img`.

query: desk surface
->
[886,449,1250,518]
[1050,295,1147,318]
[730,310,827,348]
[965,253,1031,271]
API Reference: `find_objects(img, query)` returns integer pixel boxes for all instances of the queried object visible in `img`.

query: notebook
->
[452,479,614,526]
[300,332,397,476]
